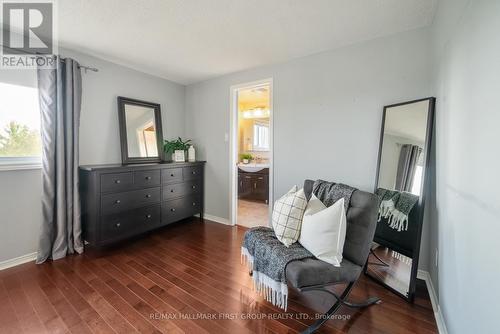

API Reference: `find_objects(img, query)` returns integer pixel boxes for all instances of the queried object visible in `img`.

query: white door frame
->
[229,78,274,226]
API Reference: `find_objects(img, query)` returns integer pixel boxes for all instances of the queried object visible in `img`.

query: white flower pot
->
[173,150,186,162]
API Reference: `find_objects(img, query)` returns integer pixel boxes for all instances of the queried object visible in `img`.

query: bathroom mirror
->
[239,117,270,152]
[365,97,435,302]
[117,96,163,164]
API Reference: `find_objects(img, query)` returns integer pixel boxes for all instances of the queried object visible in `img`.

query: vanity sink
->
[238,163,269,173]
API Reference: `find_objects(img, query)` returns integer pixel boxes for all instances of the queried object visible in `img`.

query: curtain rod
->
[1,44,99,73]
[60,58,98,73]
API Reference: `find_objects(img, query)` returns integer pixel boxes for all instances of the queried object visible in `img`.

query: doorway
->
[230,79,273,228]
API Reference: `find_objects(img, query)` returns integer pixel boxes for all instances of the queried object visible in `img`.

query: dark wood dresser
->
[79,161,205,246]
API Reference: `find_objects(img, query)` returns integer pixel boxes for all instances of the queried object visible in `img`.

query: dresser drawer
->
[161,195,202,225]
[101,172,133,193]
[162,168,183,184]
[183,166,202,181]
[134,170,161,188]
[101,187,161,214]
[162,180,201,200]
[100,204,161,242]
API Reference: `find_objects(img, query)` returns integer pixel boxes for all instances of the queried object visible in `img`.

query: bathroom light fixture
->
[242,108,270,119]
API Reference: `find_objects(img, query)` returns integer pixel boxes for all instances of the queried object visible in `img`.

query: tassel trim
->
[391,250,412,265]
[241,246,289,310]
[378,199,409,232]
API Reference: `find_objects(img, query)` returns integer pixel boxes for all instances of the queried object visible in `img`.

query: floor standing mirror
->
[365,97,435,302]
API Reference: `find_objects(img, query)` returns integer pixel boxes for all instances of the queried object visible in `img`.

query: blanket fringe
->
[241,246,288,310]
[378,199,409,231]
[391,250,412,265]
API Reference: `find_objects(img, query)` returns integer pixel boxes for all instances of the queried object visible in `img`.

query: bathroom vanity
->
[238,164,269,203]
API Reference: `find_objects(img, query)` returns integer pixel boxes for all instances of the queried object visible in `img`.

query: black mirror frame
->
[117,96,164,164]
[365,97,435,303]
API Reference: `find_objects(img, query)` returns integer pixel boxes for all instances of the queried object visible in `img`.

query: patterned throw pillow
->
[272,185,308,247]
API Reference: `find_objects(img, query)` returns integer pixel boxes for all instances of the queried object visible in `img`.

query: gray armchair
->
[286,180,381,333]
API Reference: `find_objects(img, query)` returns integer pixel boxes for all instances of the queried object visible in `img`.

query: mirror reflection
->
[378,100,429,196]
[124,104,158,158]
[118,97,163,164]
[366,98,433,301]
[239,117,270,152]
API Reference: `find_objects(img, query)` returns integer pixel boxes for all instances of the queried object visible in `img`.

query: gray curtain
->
[36,56,83,264]
[395,144,422,192]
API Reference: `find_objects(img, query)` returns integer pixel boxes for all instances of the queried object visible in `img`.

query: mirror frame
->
[365,97,435,302]
[117,96,164,164]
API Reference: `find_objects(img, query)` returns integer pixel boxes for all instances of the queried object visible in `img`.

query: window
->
[253,122,269,151]
[411,165,423,195]
[0,82,41,170]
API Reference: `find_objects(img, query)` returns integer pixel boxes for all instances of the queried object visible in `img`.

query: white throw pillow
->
[272,185,308,247]
[299,194,347,267]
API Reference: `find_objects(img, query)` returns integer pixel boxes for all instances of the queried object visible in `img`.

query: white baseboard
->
[0,252,37,271]
[195,214,232,225]
[417,270,448,334]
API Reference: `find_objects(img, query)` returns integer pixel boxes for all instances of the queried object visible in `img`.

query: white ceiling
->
[57,0,437,85]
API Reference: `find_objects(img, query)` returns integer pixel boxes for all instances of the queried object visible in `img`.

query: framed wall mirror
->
[117,96,163,164]
[365,97,435,302]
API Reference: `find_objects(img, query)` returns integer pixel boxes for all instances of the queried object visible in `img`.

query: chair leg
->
[301,299,343,334]
[300,282,380,334]
[368,247,390,267]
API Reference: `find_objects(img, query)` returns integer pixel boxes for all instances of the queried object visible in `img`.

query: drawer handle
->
[145,176,152,180]
[245,176,251,179]
[115,223,121,228]
[258,177,263,180]
[192,202,196,206]
[115,200,121,204]
[171,208,176,212]
[115,180,121,184]
[192,185,196,189]
[170,173,174,177]
[146,214,152,219]
[170,189,174,193]
[145,194,152,198]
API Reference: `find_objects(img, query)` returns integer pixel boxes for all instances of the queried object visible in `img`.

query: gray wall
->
[185,28,433,270]
[430,0,500,332]
[0,49,185,263]
[61,48,186,165]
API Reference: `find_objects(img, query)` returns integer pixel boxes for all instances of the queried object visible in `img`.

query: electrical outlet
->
[435,248,439,267]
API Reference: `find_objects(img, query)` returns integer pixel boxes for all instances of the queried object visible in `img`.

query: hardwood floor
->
[366,246,413,297]
[0,219,438,334]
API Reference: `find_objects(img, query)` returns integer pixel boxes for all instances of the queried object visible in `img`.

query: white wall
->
[185,27,432,223]
[0,49,185,263]
[430,0,500,333]
[0,68,40,263]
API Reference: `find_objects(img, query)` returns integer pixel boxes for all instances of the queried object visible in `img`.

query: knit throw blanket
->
[376,188,419,232]
[241,227,313,310]
[312,179,356,211]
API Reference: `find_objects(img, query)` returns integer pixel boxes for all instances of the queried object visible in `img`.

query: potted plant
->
[240,153,253,164]
[164,137,192,162]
